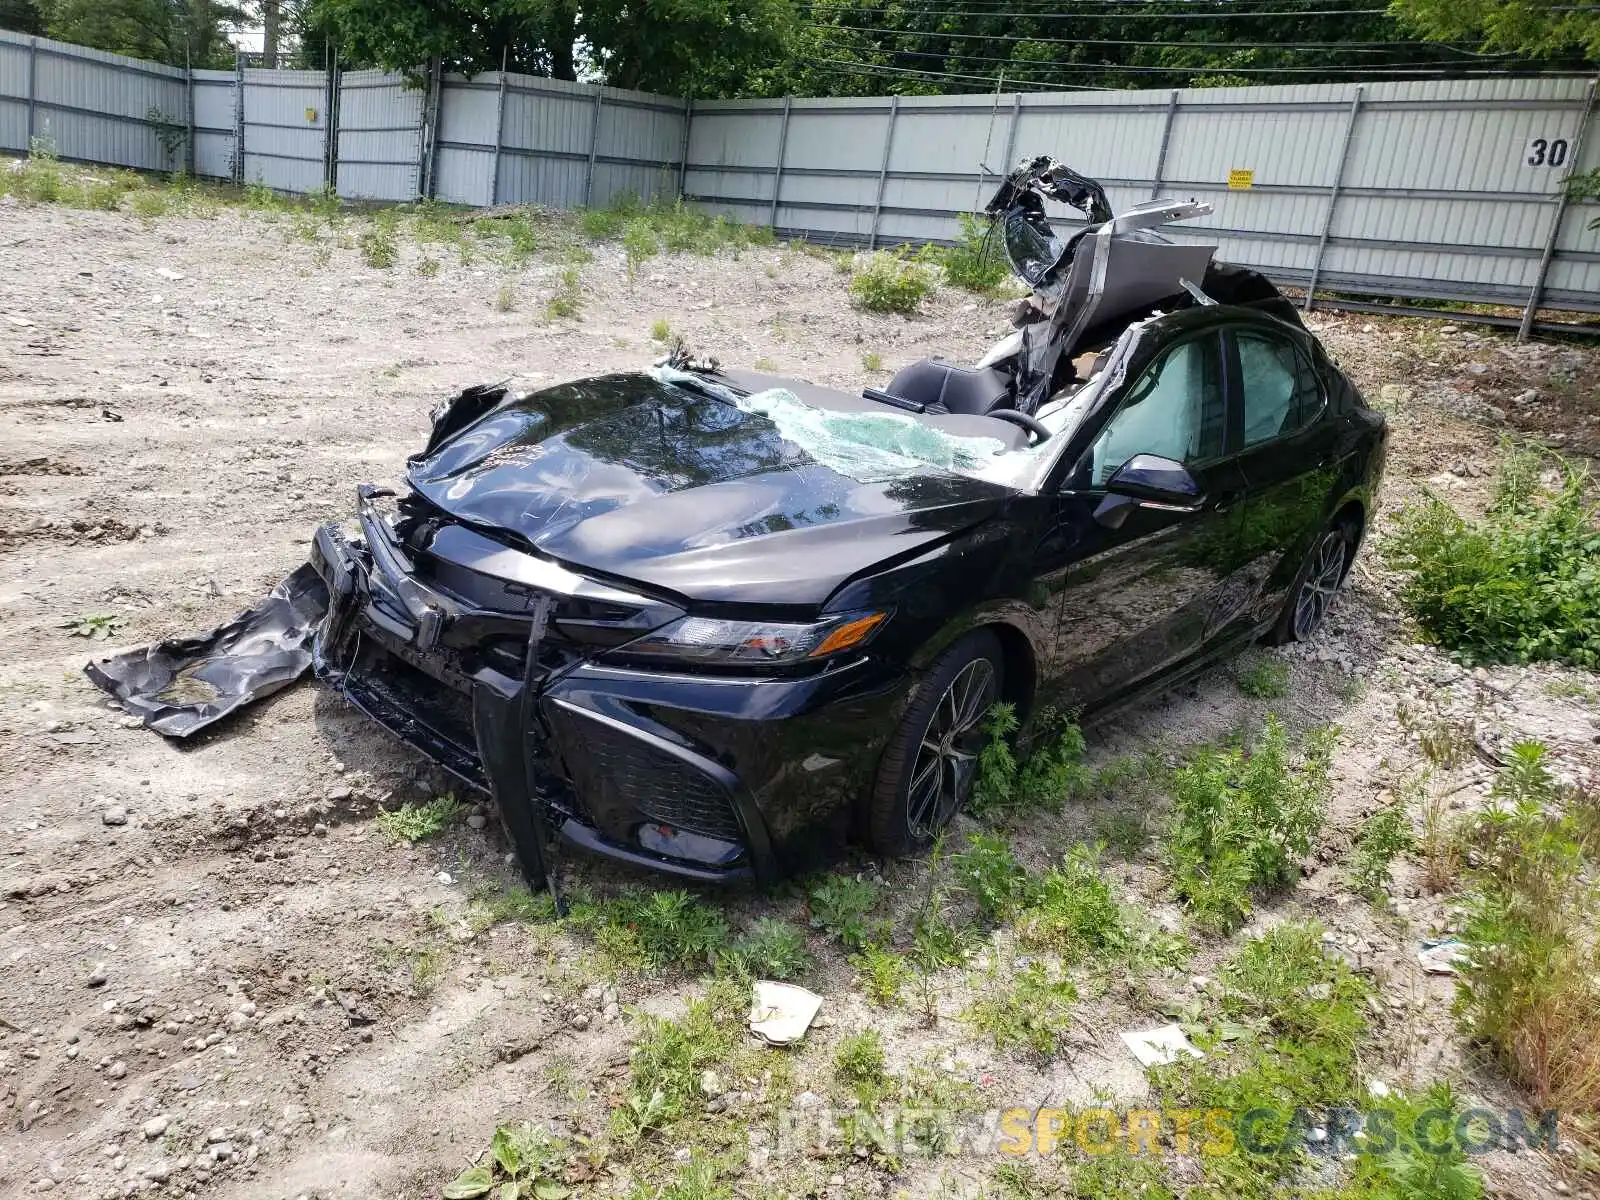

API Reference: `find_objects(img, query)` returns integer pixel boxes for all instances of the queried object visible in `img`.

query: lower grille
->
[342,639,485,788]
[556,711,743,843]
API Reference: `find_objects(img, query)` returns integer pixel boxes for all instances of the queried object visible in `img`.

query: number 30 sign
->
[1527,137,1571,167]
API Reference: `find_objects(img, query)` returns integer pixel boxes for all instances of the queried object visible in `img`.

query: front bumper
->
[308,502,910,884]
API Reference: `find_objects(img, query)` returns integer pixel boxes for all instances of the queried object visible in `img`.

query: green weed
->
[546,267,583,319]
[375,794,462,843]
[1016,844,1129,962]
[807,874,883,950]
[862,349,884,371]
[1234,655,1291,699]
[650,317,673,341]
[939,212,1009,295]
[962,959,1078,1058]
[1166,716,1335,933]
[833,1029,887,1089]
[64,612,124,639]
[1455,741,1600,1110]
[952,831,1035,921]
[494,280,516,311]
[623,217,660,283]
[416,255,440,277]
[1351,801,1415,898]
[360,211,399,268]
[612,983,740,1142]
[849,944,910,1007]
[971,703,1093,819]
[1386,447,1600,667]
[444,1120,568,1200]
[848,250,936,314]
[725,918,812,980]
[610,889,730,971]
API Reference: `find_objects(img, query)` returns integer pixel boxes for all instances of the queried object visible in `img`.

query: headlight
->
[615,610,890,666]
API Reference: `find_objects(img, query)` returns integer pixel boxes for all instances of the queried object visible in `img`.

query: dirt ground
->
[2,191,1599,1200]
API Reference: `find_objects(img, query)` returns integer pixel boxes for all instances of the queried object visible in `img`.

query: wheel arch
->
[907,609,1040,723]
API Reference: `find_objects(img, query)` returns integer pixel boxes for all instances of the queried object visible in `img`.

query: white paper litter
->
[748,980,823,1046]
[1417,940,1469,975]
[1120,1024,1204,1068]
[155,267,185,281]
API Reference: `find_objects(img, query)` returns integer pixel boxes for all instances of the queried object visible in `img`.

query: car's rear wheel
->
[869,630,1003,857]
[1266,519,1356,645]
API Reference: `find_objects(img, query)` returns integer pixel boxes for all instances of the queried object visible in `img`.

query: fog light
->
[637,822,744,866]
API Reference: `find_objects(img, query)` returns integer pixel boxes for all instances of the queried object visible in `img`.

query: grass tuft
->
[1166,716,1335,933]
[1386,446,1600,667]
[375,794,462,843]
[848,250,936,313]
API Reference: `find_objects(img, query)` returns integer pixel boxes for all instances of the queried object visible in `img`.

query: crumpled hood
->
[405,373,1012,607]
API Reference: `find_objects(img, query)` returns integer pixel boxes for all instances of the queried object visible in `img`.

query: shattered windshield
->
[654,366,1023,485]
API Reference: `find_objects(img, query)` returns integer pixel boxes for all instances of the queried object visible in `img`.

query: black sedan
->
[308,294,1385,886]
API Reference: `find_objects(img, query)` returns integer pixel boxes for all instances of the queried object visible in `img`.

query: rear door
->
[1206,326,1342,641]
[1051,330,1250,706]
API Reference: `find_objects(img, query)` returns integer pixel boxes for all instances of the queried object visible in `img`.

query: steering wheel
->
[987,408,1051,443]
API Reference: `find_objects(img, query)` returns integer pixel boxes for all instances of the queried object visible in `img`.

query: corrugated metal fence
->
[0,31,687,209]
[688,78,1600,318]
[2,29,1596,322]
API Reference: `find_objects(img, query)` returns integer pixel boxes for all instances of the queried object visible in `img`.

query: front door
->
[1050,331,1248,709]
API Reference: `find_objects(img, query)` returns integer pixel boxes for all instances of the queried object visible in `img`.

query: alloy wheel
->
[1292,531,1348,640]
[905,657,998,839]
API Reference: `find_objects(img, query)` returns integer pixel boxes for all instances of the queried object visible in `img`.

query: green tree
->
[1391,0,1600,59]
[0,0,45,35]
[41,0,245,67]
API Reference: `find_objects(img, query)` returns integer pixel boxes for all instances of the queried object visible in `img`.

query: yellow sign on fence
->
[1228,169,1255,190]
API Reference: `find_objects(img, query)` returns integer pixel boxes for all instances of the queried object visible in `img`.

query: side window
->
[1086,337,1224,487]
[1238,332,1322,447]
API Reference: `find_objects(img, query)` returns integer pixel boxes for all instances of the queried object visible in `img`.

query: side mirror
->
[1093,454,1205,528]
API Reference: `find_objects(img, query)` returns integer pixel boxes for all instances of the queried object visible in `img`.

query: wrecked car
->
[89,159,1385,887]
[305,158,1387,886]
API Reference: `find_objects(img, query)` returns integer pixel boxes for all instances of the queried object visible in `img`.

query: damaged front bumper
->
[308,488,906,885]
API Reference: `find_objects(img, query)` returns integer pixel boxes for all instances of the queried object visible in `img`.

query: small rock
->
[570,1012,590,1031]
[209,1142,234,1162]
[107,1060,127,1079]
[102,806,128,827]
[435,871,453,886]
[673,1148,692,1163]
[86,964,108,988]
[700,1070,722,1098]
[142,1116,170,1140]
[466,814,487,831]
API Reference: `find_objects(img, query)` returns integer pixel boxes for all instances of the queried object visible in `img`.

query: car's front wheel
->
[868,630,1003,856]
[1266,519,1356,645]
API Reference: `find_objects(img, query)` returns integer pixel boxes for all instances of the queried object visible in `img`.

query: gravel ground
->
[2,194,1598,1200]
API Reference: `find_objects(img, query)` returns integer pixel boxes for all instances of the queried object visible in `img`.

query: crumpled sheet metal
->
[83,564,329,738]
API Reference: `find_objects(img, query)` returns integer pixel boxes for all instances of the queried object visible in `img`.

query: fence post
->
[1149,90,1178,199]
[25,36,37,148]
[676,95,693,202]
[1519,77,1598,342]
[489,55,507,205]
[999,92,1021,184]
[868,95,899,249]
[232,52,245,183]
[421,56,443,199]
[768,94,792,230]
[583,88,604,206]
[1303,85,1364,313]
[184,52,196,176]
[324,48,340,193]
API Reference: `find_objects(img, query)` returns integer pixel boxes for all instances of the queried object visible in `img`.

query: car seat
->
[883,358,1013,416]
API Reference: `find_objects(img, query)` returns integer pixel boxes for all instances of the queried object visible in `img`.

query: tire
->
[1264,519,1357,646]
[869,630,1004,857]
